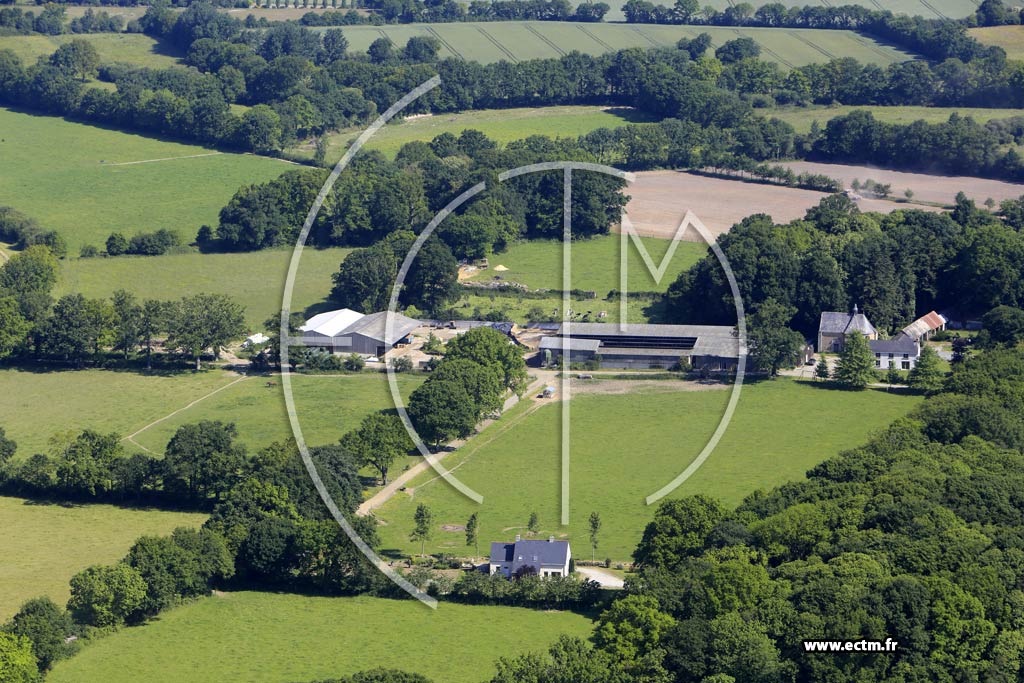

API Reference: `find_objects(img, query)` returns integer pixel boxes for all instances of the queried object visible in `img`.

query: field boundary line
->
[787,30,837,60]
[424,26,465,60]
[476,26,518,62]
[575,24,614,52]
[102,152,222,166]
[524,23,567,56]
[121,374,252,452]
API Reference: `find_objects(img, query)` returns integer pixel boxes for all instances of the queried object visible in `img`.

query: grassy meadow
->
[49,591,593,683]
[0,367,421,462]
[0,33,182,70]
[770,104,1024,133]
[373,378,921,560]
[325,22,913,67]
[58,247,351,328]
[970,25,1024,59]
[0,496,206,620]
[292,105,656,162]
[0,108,289,252]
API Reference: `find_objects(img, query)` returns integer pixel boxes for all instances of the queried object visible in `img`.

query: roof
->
[902,311,947,339]
[869,337,920,354]
[342,311,421,344]
[556,322,735,338]
[489,539,570,566]
[538,336,601,352]
[300,309,364,337]
[819,310,877,337]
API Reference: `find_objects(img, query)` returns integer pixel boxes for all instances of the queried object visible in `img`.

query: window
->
[875,360,880,367]
[888,353,893,359]
[902,361,910,370]
[903,353,909,359]
[875,353,880,358]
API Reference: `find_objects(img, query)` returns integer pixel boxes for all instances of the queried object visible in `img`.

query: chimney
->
[853,303,859,314]
[514,534,521,542]
[548,536,555,542]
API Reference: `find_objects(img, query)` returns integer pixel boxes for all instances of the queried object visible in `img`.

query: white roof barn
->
[300,308,365,338]
[300,308,420,356]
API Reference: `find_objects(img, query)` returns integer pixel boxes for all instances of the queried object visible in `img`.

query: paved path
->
[576,567,625,589]
[357,373,552,516]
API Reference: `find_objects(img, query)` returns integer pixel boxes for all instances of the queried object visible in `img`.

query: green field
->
[325,22,914,67]
[0,33,182,70]
[58,247,350,328]
[468,234,706,293]
[0,108,289,251]
[49,591,592,683]
[373,378,921,560]
[292,105,656,162]
[970,25,1024,59]
[0,495,206,621]
[770,104,1024,133]
[0,367,421,461]
[599,0,976,21]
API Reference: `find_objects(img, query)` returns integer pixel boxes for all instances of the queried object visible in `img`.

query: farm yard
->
[57,247,351,328]
[781,161,1024,207]
[372,378,921,560]
[969,25,1024,59]
[769,104,1024,134]
[621,170,940,240]
[289,105,656,162]
[48,592,593,683]
[0,108,289,252]
[0,33,182,71]
[0,496,206,621]
[315,22,915,66]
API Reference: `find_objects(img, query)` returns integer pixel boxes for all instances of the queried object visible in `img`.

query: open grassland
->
[291,105,656,162]
[467,233,706,293]
[598,0,977,21]
[373,378,921,560]
[970,25,1024,59]
[770,104,1024,134]
[0,496,206,621]
[58,247,351,328]
[0,367,422,460]
[325,22,913,67]
[49,591,592,683]
[0,108,289,251]
[0,33,182,70]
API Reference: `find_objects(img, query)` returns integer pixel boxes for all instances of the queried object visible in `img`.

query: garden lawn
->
[0,495,205,621]
[58,247,352,328]
[769,104,1024,133]
[0,108,289,251]
[373,378,921,560]
[48,591,593,683]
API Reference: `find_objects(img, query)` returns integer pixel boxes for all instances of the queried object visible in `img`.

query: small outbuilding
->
[901,311,947,342]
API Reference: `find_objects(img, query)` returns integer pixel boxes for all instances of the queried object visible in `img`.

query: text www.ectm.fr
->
[803,639,898,653]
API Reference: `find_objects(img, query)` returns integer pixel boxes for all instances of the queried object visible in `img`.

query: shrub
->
[343,353,365,371]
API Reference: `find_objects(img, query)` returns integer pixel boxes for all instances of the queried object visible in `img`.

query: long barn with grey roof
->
[538,322,740,370]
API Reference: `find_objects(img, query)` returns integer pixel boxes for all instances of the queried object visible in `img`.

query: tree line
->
[662,192,1024,339]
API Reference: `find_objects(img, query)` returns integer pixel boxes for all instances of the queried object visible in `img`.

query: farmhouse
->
[489,536,571,579]
[817,306,878,352]
[300,309,420,356]
[538,322,740,371]
[901,311,947,342]
[870,336,920,370]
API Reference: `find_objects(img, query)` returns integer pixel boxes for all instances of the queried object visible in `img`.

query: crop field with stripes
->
[597,0,979,21]
[326,22,915,67]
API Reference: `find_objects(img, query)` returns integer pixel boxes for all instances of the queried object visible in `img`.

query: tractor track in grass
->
[424,26,465,60]
[476,26,518,62]
[917,0,949,19]
[736,29,796,69]
[575,24,614,52]
[631,26,665,47]
[524,23,566,56]
[787,30,837,60]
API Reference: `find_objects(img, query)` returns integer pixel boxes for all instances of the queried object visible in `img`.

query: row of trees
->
[662,192,1024,339]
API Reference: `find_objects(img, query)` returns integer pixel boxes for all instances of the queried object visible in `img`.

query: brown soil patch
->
[441,524,466,532]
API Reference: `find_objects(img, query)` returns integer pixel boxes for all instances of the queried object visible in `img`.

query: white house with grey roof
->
[539,322,740,371]
[490,536,571,579]
[300,309,420,357]
[817,306,878,353]
[870,336,920,370]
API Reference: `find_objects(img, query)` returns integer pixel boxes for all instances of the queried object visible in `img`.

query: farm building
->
[539,322,739,370]
[901,311,947,342]
[489,536,571,579]
[870,336,920,370]
[300,309,420,356]
[817,306,878,352]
